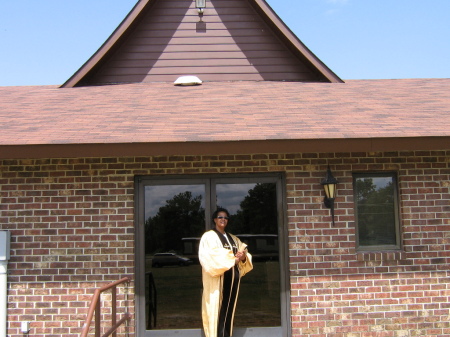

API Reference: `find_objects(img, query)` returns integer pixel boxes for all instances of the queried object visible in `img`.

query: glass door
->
[213,180,281,329]
[135,175,289,337]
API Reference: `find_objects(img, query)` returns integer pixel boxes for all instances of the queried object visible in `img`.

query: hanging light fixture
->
[196,0,206,14]
[321,166,338,226]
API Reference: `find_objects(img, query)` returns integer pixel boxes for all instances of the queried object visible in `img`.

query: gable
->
[63,0,342,87]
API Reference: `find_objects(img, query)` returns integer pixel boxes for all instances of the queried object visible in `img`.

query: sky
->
[144,184,256,219]
[0,0,449,87]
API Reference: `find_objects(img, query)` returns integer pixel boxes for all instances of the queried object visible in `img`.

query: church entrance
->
[135,174,290,337]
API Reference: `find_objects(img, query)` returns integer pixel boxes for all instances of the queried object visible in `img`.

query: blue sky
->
[1,0,449,86]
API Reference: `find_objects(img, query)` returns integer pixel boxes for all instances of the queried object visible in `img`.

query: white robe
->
[199,230,253,337]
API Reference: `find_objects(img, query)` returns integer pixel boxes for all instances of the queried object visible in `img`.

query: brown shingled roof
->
[0,79,449,158]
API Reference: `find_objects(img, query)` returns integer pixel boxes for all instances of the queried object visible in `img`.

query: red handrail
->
[80,277,131,337]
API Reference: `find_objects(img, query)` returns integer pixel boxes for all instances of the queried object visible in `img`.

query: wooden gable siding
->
[79,0,326,85]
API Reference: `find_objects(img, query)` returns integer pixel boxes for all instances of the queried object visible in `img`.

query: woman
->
[199,208,253,337]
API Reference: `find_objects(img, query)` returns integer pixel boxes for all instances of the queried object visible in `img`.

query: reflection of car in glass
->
[151,253,192,267]
[182,234,279,262]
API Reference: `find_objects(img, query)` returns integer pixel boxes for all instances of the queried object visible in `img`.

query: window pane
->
[216,183,281,327]
[355,176,397,247]
[144,185,206,330]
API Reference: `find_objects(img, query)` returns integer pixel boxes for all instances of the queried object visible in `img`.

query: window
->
[353,173,400,250]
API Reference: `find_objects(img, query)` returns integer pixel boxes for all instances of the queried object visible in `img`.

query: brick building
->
[1,1,449,337]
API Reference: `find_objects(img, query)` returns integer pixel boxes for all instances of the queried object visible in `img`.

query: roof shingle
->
[0,79,449,148]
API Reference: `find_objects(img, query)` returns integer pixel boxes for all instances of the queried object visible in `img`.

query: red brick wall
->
[1,150,449,337]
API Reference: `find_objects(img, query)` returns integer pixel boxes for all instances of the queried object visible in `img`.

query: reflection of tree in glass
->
[145,191,205,254]
[227,183,278,235]
[355,178,376,203]
[356,178,395,245]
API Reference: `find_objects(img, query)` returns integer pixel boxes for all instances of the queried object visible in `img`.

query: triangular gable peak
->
[62,0,342,87]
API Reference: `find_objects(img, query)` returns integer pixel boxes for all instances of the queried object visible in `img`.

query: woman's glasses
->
[216,216,229,220]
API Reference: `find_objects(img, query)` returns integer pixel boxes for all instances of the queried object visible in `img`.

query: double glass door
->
[135,175,289,337]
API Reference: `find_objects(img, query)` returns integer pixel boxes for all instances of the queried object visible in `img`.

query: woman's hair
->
[212,207,230,221]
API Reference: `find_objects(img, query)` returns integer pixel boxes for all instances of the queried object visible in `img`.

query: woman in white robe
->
[199,208,253,337]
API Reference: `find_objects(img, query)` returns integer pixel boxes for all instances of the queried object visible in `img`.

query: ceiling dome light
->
[174,76,203,86]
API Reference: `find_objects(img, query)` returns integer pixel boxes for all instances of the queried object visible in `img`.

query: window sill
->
[356,250,405,261]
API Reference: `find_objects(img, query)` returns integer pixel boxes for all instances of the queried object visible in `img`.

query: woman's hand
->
[235,251,246,263]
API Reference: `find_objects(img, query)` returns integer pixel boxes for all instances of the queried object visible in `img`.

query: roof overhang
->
[62,0,152,88]
[1,136,448,160]
[249,0,342,83]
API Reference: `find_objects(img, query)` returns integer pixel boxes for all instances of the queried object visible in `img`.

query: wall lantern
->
[321,166,338,226]
[196,0,206,14]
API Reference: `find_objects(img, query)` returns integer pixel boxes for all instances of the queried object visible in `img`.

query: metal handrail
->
[80,277,131,337]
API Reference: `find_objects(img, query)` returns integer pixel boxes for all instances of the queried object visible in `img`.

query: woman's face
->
[214,211,229,233]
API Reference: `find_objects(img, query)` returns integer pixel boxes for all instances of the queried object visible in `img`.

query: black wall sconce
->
[321,166,338,226]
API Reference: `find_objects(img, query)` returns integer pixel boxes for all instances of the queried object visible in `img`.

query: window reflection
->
[354,175,398,247]
[216,183,281,327]
[144,185,205,330]
[143,181,282,331]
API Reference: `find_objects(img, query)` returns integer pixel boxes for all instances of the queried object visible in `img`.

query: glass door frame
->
[134,173,291,337]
